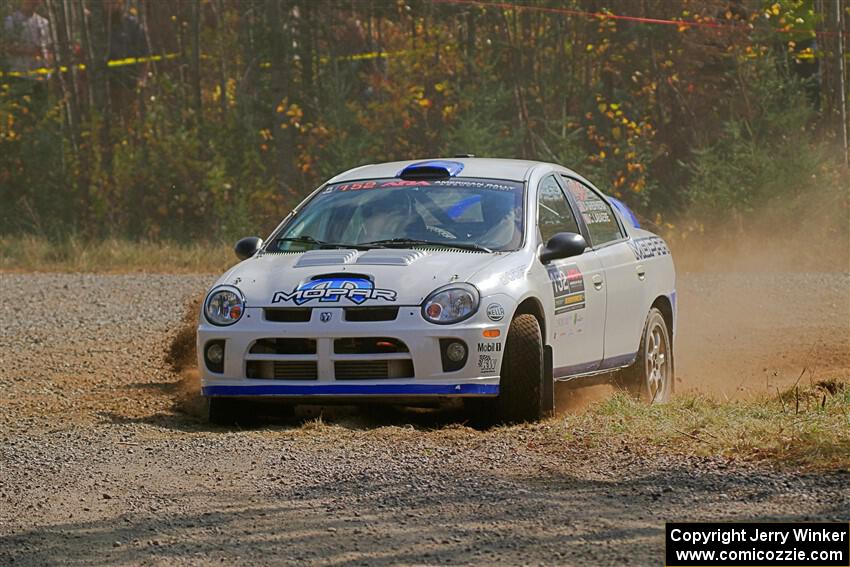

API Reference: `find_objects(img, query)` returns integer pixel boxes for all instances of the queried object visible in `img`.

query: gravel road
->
[1,272,848,566]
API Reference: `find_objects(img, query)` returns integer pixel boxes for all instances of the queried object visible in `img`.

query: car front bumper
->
[197,301,512,399]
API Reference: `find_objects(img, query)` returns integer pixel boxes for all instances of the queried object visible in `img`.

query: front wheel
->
[495,314,548,423]
[615,307,673,403]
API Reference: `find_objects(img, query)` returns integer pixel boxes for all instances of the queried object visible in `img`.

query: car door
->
[562,176,647,368]
[536,175,606,376]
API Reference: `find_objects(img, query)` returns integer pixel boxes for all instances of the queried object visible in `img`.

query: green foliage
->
[0,0,845,242]
[0,84,68,236]
[446,83,519,158]
[687,57,826,218]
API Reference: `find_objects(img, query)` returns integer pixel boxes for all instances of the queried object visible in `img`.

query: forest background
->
[1,0,847,269]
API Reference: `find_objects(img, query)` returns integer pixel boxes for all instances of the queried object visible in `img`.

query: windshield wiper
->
[275,236,373,250]
[357,238,492,253]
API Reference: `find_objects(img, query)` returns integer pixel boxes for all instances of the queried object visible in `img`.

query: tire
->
[207,397,254,426]
[496,314,547,423]
[615,307,673,403]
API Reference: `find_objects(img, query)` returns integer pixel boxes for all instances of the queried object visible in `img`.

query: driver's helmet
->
[361,190,420,239]
[364,191,411,217]
[481,191,516,225]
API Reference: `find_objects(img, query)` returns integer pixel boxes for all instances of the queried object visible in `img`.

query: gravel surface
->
[1,272,848,566]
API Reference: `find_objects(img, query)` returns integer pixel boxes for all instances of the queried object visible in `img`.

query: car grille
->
[246,360,318,380]
[244,336,414,381]
[264,307,400,323]
[334,359,414,380]
[344,307,399,322]
[265,308,311,322]
[273,361,318,380]
[250,338,316,355]
[333,337,408,355]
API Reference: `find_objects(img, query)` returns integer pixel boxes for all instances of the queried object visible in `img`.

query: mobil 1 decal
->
[546,263,586,315]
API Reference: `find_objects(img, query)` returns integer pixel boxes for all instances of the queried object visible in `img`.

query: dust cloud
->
[166,295,207,417]
[671,187,849,399]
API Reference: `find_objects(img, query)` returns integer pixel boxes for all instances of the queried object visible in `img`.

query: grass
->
[0,235,236,273]
[560,379,850,471]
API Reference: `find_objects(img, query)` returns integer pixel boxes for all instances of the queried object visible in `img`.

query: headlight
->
[422,283,479,324]
[204,286,245,326]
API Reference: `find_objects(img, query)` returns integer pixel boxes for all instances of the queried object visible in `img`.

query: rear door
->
[562,176,647,368]
[536,175,606,375]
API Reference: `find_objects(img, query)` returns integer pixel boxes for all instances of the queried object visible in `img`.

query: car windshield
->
[268,177,525,253]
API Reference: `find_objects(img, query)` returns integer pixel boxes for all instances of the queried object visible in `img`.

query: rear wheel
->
[491,314,547,423]
[615,307,673,403]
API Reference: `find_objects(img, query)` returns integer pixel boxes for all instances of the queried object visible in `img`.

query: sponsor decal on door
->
[546,263,586,315]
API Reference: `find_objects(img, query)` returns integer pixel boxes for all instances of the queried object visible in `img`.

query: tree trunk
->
[268,0,296,190]
[84,0,112,174]
[189,0,203,128]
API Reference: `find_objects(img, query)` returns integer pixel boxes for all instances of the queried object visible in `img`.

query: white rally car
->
[198,158,676,424]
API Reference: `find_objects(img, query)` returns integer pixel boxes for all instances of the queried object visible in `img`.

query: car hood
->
[216,248,510,308]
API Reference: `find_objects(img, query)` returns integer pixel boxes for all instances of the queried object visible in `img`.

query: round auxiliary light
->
[446,341,467,363]
[206,343,224,365]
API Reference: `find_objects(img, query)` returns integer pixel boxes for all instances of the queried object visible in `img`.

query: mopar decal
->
[628,236,670,260]
[272,277,397,305]
[546,263,586,315]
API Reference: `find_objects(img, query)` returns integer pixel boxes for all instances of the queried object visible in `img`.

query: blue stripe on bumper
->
[202,383,499,397]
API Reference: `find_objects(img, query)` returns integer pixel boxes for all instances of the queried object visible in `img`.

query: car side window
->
[537,175,580,243]
[562,177,623,246]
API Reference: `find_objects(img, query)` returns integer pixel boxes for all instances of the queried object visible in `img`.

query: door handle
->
[636,264,646,281]
[591,274,604,290]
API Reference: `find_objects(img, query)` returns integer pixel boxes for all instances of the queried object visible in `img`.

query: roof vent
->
[397,160,464,180]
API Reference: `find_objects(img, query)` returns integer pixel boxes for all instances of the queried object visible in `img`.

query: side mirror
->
[539,232,587,264]
[235,236,263,260]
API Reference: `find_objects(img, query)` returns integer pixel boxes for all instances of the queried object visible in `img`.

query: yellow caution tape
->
[0,52,181,78]
[1,46,828,81]
[1,49,396,79]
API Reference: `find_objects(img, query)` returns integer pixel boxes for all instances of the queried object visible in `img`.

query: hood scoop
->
[292,248,429,268]
[293,249,359,268]
[355,249,427,266]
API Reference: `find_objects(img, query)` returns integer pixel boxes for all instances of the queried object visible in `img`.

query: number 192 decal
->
[546,263,586,314]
